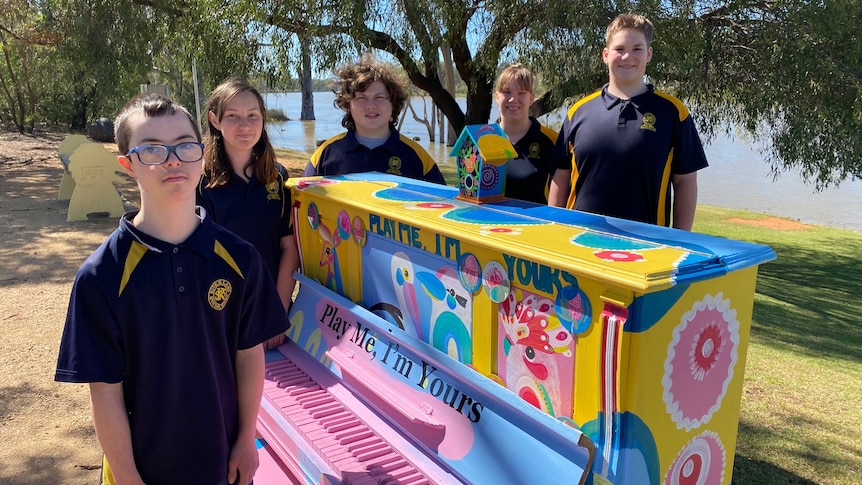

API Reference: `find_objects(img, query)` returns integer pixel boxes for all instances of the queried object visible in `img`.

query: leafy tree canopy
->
[3,0,860,187]
[184,0,860,188]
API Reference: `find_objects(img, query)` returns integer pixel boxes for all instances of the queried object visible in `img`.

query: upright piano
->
[257,172,775,485]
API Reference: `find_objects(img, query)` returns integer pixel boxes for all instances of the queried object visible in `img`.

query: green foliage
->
[652,1,862,189]
[39,0,156,129]
[0,0,55,132]
[3,0,861,185]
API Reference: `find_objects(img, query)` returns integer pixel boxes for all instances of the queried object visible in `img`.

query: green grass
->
[694,206,862,484]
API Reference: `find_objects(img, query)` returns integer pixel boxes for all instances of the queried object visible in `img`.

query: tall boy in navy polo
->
[549,13,708,230]
[54,93,289,485]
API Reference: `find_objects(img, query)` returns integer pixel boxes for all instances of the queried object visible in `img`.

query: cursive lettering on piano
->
[320,302,486,423]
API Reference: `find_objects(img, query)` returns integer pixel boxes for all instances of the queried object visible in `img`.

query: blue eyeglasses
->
[126,142,204,166]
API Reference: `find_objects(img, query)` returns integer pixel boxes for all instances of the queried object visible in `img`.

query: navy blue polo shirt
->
[303,127,447,184]
[197,164,293,281]
[55,210,289,485]
[552,84,708,226]
[506,117,558,204]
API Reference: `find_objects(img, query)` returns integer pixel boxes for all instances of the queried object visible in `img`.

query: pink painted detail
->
[479,226,523,237]
[498,289,575,418]
[258,344,463,483]
[594,250,645,262]
[296,178,337,190]
[325,342,475,460]
[599,302,629,471]
[327,346,445,436]
[500,291,573,357]
[352,216,367,246]
[662,293,740,431]
[458,253,481,293]
[317,223,343,294]
[664,430,726,485]
[255,439,296,483]
[336,210,351,241]
[415,202,456,210]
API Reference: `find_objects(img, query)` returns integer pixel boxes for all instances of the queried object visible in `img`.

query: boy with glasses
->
[303,55,446,184]
[55,93,290,485]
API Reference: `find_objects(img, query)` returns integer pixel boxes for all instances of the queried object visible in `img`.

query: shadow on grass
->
[733,455,818,484]
[750,236,862,363]
[734,411,862,483]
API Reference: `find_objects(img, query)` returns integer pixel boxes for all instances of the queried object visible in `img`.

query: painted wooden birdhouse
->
[449,124,516,203]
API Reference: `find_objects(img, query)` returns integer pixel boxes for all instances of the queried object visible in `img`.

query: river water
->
[265,91,861,232]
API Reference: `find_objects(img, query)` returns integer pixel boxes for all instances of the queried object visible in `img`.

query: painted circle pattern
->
[662,293,740,431]
[307,202,320,229]
[664,431,726,485]
[480,164,499,190]
[458,253,482,293]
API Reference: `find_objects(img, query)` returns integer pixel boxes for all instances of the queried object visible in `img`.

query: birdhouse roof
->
[449,124,517,163]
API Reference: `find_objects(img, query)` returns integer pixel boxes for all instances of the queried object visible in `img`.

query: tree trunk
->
[299,36,315,121]
[440,46,457,145]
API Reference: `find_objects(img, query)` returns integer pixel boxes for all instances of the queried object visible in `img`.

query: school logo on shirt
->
[208,278,232,310]
[640,113,657,132]
[528,142,541,159]
[387,156,403,176]
[266,180,281,201]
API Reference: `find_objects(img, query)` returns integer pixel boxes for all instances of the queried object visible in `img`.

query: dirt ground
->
[0,129,307,484]
[1,129,112,484]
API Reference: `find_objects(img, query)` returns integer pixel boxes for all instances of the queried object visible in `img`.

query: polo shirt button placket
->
[618,100,629,127]
[172,247,190,306]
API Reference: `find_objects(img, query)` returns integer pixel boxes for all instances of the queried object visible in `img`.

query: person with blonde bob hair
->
[494,63,558,204]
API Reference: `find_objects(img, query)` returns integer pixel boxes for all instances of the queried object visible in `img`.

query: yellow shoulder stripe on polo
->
[214,240,245,279]
[119,241,148,296]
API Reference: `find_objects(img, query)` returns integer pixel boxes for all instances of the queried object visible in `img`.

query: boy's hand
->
[263,332,286,350]
[226,437,259,485]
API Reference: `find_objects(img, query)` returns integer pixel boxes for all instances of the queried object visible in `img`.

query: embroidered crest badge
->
[208,278,232,310]
[640,113,657,132]
[266,180,281,201]
[386,156,403,176]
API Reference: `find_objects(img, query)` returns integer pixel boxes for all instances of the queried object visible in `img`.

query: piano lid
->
[289,173,776,293]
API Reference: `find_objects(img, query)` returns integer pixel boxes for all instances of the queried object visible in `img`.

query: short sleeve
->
[236,250,291,350]
[55,269,125,383]
[674,116,709,175]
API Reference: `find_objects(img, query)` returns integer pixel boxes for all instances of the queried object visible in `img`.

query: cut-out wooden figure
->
[66,143,126,221]
[57,135,90,200]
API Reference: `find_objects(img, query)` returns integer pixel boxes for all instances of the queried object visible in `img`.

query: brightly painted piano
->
[257,172,775,485]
